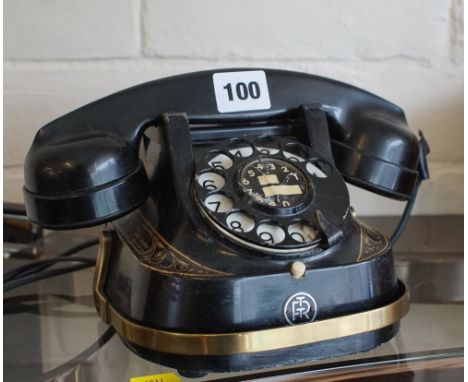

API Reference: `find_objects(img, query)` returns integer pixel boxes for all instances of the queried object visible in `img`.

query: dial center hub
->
[238,157,308,209]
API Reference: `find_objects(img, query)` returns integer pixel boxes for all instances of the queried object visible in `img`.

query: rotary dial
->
[194,136,349,255]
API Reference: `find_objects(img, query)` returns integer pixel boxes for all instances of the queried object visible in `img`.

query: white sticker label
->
[213,71,271,113]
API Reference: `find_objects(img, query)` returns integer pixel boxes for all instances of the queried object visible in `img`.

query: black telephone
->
[23,69,429,374]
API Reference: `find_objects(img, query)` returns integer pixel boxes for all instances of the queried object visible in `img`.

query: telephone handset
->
[24,69,429,374]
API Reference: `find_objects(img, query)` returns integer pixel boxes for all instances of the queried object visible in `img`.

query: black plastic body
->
[100,168,400,371]
[93,119,402,371]
[23,69,422,229]
[22,69,421,373]
[109,212,398,333]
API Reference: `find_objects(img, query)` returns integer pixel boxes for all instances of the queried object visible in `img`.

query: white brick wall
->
[5,0,140,60]
[143,0,452,61]
[4,0,464,216]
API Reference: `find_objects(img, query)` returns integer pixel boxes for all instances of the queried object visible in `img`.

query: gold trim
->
[357,221,390,261]
[94,230,114,324]
[115,212,230,276]
[94,231,410,356]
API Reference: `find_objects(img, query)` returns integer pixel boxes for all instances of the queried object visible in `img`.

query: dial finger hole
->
[254,136,280,155]
[282,143,308,163]
[207,153,233,170]
[288,223,318,243]
[256,223,286,245]
[197,172,226,191]
[227,139,254,158]
[226,211,255,233]
[306,161,331,178]
[204,193,233,213]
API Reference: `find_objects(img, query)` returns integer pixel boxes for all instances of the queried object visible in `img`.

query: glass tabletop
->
[3,223,464,382]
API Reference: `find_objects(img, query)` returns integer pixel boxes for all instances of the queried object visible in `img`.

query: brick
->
[4,0,139,60]
[143,0,451,61]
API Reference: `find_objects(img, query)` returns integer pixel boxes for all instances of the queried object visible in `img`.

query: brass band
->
[94,230,410,356]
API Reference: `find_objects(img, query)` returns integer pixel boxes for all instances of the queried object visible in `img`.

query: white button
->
[288,223,317,243]
[208,154,233,170]
[306,162,327,178]
[197,172,225,191]
[226,212,255,233]
[204,194,233,213]
[228,146,254,158]
[256,223,286,244]
[283,151,305,163]
[290,261,306,278]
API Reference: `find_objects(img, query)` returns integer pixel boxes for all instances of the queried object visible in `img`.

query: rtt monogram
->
[284,292,317,325]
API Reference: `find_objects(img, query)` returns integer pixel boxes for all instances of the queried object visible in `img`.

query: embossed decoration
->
[116,212,229,276]
[357,223,389,261]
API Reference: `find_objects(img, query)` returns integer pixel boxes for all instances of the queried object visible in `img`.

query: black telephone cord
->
[4,238,99,283]
[3,237,116,380]
[37,325,115,382]
[390,179,422,247]
[4,261,96,293]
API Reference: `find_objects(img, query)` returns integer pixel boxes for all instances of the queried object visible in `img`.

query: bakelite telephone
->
[23,69,429,374]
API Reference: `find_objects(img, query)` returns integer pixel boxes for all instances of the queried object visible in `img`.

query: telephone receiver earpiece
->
[24,69,426,229]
